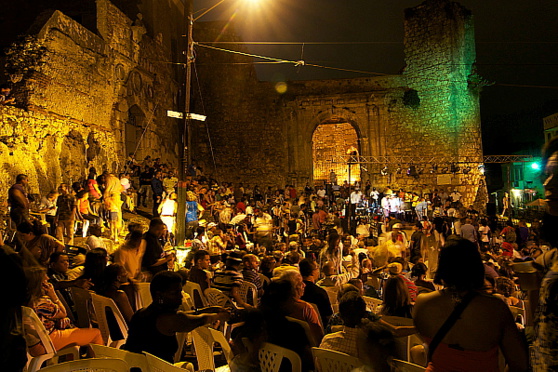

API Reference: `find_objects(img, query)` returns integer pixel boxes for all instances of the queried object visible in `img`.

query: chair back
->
[363,296,383,314]
[183,281,208,308]
[392,359,426,372]
[321,286,339,313]
[90,344,150,372]
[35,358,129,372]
[308,303,323,329]
[259,342,302,372]
[55,290,75,324]
[135,282,153,309]
[510,305,525,326]
[204,288,233,307]
[145,352,194,372]
[22,306,81,372]
[238,280,258,306]
[70,287,92,328]
[180,291,195,311]
[311,347,362,372]
[90,293,129,348]
[191,326,233,371]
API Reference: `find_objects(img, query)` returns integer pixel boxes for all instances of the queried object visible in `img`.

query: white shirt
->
[350,191,362,204]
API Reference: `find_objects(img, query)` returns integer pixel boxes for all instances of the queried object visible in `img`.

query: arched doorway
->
[312,122,360,184]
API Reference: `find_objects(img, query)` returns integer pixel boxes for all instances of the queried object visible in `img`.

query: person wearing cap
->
[387,262,417,302]
[212,253,253,309]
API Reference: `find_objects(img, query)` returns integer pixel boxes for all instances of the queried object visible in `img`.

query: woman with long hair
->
[413,237,528,372]
[24,266,102,355]
[381,276,413,318]
[79,248,109,289]
[113,223,146,282]
[95,263,134,323]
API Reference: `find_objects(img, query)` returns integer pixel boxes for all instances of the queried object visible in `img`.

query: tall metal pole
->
[175,0,194,247]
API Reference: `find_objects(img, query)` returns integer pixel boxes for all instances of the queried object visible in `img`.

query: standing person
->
[75,191,97,238]
[104,175,124,243]
[253,208,273,252]
[113,223,146,282]
[8,174,31,227]
[501,192,510,218]
[141,218,174,280]
[55,183,76,246]
[38,191,58,236]
[151,171,164,217]
[186,191,202,240]
[86,168,102,200]
[413,237,528,372]
[158,192,177,235]
[409,222,426,262]
[138,166,153,208]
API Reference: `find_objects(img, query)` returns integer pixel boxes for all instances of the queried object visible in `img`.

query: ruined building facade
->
[1,0,487,207]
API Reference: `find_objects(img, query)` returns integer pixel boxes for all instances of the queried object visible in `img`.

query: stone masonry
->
[192,0,487,208]
[0,0,182,199]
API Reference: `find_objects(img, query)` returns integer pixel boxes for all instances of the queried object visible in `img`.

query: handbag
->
[427,291,477,362]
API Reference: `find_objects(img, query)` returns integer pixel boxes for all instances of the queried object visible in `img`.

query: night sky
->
[196,0,558,155]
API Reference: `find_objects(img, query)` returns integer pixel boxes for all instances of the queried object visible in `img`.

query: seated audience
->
[24,266,103,355]
[413,237,528,372]
[123,271,229,363]
[299,259,333,327]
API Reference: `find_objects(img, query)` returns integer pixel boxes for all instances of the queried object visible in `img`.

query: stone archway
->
[312,122,360,184]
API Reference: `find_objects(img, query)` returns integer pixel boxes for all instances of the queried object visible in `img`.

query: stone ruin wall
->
[191,0,487,208]
[191,24,288,187]
[0,0,181,199]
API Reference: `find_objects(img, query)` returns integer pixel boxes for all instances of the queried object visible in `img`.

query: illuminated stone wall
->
[193,0,487,207]
[0,0,181,198]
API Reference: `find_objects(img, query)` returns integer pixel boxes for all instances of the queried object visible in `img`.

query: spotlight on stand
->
[430,164,438,174]
[478,164,485,175]
[396,165,402,174]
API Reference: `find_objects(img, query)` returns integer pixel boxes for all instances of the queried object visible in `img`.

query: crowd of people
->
[3,141,558,371]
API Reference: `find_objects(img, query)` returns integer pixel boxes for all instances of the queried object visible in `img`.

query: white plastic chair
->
[174,292,195,363]
[144,352,194,372]
[35,358,129,372]
[191,326,233,372]
[135,282,153,309]
[184,281,208,308]
[90,293,129,348]
[90,344,150,372]
[321,286,339,313]
[363,296,383,314]
[238,280,258,306]
[392,359,426,372]
[258,342,302,372]
[70,286,92,328]
[204,288,233,307]
[311,347,362,372]
[22,306,80,372]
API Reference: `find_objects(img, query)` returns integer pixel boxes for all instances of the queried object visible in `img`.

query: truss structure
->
[329,155,534,165]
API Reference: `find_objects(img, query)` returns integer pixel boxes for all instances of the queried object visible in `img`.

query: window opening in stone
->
[312,122,360,184]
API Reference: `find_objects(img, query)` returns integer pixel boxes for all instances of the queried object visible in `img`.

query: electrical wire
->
[193,62,217,172]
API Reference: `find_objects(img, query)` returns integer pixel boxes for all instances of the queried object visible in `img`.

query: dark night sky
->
[196,0,558,154]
